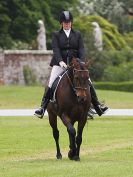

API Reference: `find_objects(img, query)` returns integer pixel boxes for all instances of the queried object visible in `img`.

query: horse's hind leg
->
[48,112,62,159]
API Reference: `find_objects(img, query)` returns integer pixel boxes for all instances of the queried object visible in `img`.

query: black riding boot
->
[90,84,108,116]
[34,87,51,119]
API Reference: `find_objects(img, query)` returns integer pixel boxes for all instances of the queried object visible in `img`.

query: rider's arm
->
[78,32,85,62]
[52,32,63,64]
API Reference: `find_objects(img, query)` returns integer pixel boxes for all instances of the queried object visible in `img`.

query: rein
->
[73,68,88,72]
[65,70,76,93]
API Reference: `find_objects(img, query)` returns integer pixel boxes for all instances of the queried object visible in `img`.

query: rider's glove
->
[59,61,67,69]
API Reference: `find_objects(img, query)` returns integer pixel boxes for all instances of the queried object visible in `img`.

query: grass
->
[98,90,133,109]
[0,86,44,109]
[0,116,133,177]
[0,85,133,108]
[0,86,133,176]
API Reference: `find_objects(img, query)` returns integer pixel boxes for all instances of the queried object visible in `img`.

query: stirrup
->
[101,106,108,114]
[34,108,44,119]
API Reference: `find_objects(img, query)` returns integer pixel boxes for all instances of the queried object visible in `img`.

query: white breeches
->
[89,78,92,83]
[48,65,64,88]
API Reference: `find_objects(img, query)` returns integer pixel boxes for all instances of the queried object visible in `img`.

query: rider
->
[34,11,108,119]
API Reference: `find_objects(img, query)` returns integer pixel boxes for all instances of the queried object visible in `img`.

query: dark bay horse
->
[47,58,91,161]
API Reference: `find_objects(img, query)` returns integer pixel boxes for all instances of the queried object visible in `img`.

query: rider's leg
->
[34,66,64,118]
[34,87,51,118]
[89,79,108,116]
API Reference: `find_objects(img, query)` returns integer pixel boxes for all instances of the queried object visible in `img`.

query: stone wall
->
[0,52,4,84]
[0,50,53,85]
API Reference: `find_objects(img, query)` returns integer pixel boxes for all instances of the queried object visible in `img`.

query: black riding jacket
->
[50,28,85,66]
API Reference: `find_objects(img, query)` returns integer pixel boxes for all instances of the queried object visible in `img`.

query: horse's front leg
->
[48,112,62,159]
[76,119,87,161]
[61,113,77,160]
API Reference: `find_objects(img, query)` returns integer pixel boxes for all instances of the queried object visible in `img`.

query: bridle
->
[73,68,89,90]
[65,66,89,93]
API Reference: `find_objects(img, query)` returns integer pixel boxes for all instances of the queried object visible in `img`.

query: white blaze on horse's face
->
[73,69,89,103]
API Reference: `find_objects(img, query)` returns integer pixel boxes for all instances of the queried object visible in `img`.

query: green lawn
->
[0,86,44,109]
[0,86,133,108]
[0,116,133,177]
[0,86,133,177]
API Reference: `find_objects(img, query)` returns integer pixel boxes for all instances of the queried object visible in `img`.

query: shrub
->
[94,81,133,92]
[23,65,37,85]
[102,61,133,82]
[88,49,133,81]
[124,32,133,49]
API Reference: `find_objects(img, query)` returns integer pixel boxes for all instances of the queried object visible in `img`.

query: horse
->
[47,58,91,161]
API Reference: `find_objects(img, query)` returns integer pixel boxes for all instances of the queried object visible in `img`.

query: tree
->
[77,0,124,22]
[0,1,12,48]
[0,0,78,49]
[74,15,130,81]
[76,0,133,33]
[6,0,56,47]
[118,0,133,14]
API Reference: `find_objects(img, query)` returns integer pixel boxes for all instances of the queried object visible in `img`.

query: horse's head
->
[70,58,89,103]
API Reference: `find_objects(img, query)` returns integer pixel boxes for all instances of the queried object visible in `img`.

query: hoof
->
[68,150,76,160]
[73,155,80,161]
[56,153,62,160]
[68,150,73,160]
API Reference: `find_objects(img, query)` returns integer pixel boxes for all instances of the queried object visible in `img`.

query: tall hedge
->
[94,81,133,92]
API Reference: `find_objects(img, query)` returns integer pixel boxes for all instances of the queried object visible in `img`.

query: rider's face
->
[62,22,72,30]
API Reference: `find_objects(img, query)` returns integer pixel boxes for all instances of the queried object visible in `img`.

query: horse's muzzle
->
[76,89,87,103]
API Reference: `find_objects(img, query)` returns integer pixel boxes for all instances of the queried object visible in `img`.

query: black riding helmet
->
[59,11,73,23]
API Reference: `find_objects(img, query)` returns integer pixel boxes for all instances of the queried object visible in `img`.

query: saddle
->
[50,70,67,103]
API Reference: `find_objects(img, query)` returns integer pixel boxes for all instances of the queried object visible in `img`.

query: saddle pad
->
[50,70,67,102]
